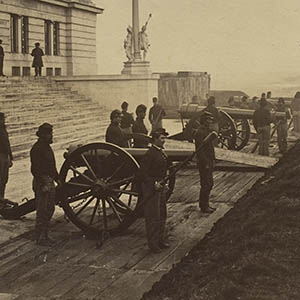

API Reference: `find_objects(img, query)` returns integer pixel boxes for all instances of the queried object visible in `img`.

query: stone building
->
[0,0,103,76]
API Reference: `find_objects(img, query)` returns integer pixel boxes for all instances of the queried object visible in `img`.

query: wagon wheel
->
[58,142,141,237]
[218,110,237,150]
[234,118,250,150]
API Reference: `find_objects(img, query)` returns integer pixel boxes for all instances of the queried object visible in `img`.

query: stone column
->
[132,0,141,61]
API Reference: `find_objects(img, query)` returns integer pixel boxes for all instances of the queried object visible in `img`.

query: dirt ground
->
[142,141,300,300]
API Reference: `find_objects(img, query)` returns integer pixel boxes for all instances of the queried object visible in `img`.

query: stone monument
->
[122,0,152,75]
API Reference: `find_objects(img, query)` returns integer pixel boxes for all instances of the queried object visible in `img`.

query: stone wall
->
[0,0,102,76]
[55,74,160,125]
[158,72,211,108]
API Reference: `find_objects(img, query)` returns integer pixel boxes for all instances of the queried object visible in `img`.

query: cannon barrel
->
[179,104,286,120]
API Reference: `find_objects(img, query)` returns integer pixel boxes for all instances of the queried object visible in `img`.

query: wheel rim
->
[218,110,237,150]
[58,142,140,237]
[234,118,250,150]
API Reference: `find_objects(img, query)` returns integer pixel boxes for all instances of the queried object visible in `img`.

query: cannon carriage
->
[170,103,287,151]
[0,135,215,238]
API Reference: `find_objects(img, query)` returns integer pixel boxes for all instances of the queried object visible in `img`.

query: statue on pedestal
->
[139,14,152,61]
[124,25,133,61]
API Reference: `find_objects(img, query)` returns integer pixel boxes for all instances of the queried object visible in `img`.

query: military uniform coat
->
[31,47,44,67]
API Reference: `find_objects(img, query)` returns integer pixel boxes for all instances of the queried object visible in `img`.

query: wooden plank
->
[215,147,278,168]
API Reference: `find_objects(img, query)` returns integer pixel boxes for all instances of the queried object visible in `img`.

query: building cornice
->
[37,0,104,14]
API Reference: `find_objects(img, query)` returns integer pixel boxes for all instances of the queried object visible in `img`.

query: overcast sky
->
[94,0,300,97]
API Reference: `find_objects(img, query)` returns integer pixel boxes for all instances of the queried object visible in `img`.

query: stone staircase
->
[0,77,110,160]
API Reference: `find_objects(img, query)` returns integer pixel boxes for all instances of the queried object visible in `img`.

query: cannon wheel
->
[58,142,175,238]
[218,110,237,150]
[234,118,250,150]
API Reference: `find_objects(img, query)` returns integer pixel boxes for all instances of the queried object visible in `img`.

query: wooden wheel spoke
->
[66,182,91,188]
[69,165,95,185]
[89,198,100,225]
[117,181,131,198]
[218,139,230,148]
[81,153,97,180]
[68,190,93,202]
[110,195,133,212]
[106,176,135,187]
[106,162,127,182]
[106,197,122,223]
[75,196,95,216]
[109,189,138,197]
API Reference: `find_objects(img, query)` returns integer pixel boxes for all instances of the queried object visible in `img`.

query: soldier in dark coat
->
[276,98,291,154]
[30,123,60,246]
[31,42,44,77]
[140,128,170,253]
[149,97,166,134]
[253,98,272,156]
[0,112,13,202]
[194,111,216,214]
[0,39,5,77]
[105,109,132,147]
[132,104,148,148]
[120,101,134,133]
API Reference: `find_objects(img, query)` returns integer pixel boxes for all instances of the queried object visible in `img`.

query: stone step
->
[7,113,108,137]
[5,108,107,129]
[9,118,108,145]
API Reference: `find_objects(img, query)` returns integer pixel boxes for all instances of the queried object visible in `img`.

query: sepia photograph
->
[0,0,300,299]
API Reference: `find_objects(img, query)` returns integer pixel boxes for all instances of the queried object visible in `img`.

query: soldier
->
[31,42,44,77]
[132,104,149,148]
[149,97,166,134]
[140,128,170,253]
[194,111,216,214]
[253,98,272,156]
[106,109,131,147]
[0,112,13,203]
[30,123,60,246]
[120,101,134,134]
[276,98,291,154]
[203,96,220,146]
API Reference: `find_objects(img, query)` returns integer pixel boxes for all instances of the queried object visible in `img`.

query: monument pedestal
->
[121,60,152,75]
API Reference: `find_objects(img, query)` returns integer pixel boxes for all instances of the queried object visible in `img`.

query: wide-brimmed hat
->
[36,123,53,137]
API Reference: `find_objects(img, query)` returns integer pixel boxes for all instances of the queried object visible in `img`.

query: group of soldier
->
[0,90,294,252]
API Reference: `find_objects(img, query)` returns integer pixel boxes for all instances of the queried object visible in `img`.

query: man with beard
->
[30,123,60,246]
[0,112,13,205]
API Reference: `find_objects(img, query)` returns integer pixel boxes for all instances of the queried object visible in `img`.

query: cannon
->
[170,103,287,151]
[0,133,216,238]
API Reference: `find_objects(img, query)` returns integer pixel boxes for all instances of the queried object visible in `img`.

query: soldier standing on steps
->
[194,111,216,214]
[30,123,61,246]
[140,128,170,253]
[31,42,44,77]
[0,112,13,203]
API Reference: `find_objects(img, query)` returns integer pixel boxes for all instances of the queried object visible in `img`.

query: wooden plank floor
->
[0,167,262,300]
